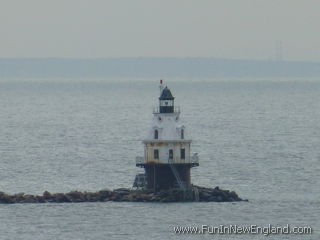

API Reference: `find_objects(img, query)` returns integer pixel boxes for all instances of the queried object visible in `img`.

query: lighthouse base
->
[143,164,192,191]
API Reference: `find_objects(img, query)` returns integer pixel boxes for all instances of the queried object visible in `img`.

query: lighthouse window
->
[181,149,185,159]
[181,129,184,139]
[154,149,159,159]
[154,130,158,139]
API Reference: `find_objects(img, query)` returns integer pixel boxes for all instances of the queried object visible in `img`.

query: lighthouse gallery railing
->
[153,106,180,114]
[135,153,199,165]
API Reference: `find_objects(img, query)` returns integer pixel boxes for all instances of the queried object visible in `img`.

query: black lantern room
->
[159,86,174,113]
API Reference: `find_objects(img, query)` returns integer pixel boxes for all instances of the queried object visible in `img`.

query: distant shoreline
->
[1,57,320,78]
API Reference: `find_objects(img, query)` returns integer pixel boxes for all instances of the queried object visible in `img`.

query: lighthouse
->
[135,80,199,191]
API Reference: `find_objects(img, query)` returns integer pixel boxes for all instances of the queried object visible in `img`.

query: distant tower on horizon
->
[135,80,199,191]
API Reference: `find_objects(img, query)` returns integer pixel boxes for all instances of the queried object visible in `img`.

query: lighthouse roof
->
[159,87,174,100]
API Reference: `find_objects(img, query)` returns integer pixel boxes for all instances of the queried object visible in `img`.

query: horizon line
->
[0,57,320,64]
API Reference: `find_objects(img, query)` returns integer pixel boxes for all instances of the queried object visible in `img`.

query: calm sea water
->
[0,78,319,239]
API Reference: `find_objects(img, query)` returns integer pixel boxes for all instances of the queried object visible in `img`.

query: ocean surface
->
[0,78,319,239]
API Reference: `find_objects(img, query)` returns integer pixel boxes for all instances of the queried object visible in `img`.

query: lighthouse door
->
[169,149,173,162]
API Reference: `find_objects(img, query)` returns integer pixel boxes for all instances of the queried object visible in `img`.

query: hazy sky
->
[1,0,320,61]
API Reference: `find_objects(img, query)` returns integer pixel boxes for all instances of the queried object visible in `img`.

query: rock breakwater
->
[0,186,246,204]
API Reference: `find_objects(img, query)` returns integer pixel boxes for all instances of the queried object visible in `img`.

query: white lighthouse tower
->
[135,80,199,191]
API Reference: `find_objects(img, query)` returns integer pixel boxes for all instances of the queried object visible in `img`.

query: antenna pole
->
[159,79,164,95]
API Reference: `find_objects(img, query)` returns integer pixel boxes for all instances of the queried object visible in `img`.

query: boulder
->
[52,193,70,203]
[43,191,53,202]
[13,193,26,203]
[98,189,112,201]
[21,195,37,203]
[0,192,14,204]
[65,191,85,202]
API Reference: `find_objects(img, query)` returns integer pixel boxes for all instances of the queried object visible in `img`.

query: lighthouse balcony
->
[153,106,180,114]
[135,153,199,167]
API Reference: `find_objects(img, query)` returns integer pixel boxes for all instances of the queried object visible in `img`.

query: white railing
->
[153,106,180,114]
[136,153,198,165]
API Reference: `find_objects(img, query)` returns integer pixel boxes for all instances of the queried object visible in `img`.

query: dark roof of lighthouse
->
[159,87,174,100]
